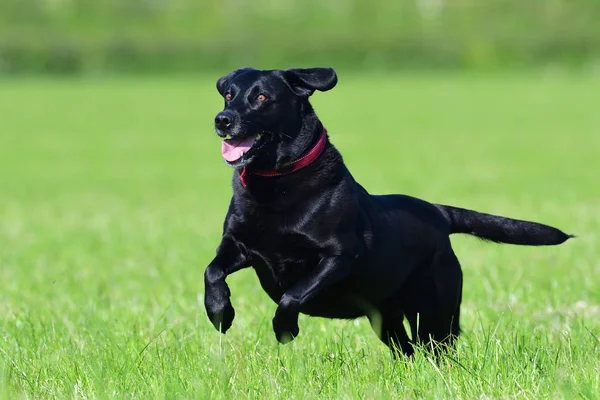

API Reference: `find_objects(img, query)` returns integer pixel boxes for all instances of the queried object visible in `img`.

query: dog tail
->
[436,204,574,246]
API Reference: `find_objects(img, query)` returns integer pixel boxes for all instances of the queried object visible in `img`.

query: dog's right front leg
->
[204,237,249,334]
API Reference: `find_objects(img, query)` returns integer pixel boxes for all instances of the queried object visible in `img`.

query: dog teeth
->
[240,151,245,157]
[257,133,263,140]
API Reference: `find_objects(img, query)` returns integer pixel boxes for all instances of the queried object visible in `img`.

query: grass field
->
[0,73,599,399]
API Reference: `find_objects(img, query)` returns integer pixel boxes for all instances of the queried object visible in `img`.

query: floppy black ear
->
[216,67,256,95]
[282,67,338,97]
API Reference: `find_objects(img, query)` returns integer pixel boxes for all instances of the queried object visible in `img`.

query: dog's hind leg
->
[406,247,463,354]
[369,305,414,357]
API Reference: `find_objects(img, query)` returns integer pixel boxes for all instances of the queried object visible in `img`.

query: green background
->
[1,0,600,74]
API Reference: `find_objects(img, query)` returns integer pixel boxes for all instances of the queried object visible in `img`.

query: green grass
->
[0,73,599,399]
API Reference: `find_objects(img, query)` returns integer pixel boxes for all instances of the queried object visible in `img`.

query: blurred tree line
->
[0,0,599,75]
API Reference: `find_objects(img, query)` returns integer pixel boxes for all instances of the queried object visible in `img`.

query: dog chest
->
[236,231,322,301]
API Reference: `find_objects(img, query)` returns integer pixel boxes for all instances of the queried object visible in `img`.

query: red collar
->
[239,127,328,187]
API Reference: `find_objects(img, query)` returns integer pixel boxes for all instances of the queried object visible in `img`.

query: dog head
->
[214,67,337,169]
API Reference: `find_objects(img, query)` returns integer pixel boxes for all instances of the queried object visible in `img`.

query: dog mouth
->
[221,133,264,164]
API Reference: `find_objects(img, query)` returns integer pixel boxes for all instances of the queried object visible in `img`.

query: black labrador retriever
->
[203,67,572,356]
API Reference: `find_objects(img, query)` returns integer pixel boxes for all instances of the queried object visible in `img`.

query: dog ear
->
[282,67,338,97]
[216,67,256,96]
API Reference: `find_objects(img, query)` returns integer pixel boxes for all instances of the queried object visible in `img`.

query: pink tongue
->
[221,137,256,162]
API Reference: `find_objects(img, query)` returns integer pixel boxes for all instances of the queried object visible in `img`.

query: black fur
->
[436,204,574,245]
[204,67,573,356]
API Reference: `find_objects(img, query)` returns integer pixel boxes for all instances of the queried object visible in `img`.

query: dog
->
[203,67,573,356]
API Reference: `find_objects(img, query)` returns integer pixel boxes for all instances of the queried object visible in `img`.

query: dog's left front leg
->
[273,255,354,344]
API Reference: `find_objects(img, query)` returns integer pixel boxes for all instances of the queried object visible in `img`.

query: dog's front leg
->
[273,255,354,344]
[204,237,249,334]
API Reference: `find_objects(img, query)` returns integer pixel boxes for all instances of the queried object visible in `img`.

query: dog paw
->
[206,300,235,333]
[272,314,299,344]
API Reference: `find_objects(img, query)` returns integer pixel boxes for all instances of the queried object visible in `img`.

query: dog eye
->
[256,94,267,102]
[225,93,232,101]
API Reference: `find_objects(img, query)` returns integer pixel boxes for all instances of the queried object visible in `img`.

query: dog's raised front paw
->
[272,313,299,344]
[206,299,235,333]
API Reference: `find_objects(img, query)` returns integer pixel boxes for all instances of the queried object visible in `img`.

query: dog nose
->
[215,112,233,131]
